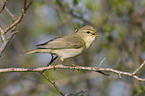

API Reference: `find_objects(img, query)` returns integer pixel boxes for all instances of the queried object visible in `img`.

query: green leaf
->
[73,0,80,6]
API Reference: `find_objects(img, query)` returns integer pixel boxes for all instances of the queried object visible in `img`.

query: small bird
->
[22,26,109,76]
[23,26,99,63]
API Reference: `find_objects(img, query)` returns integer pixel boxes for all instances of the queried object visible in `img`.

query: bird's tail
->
[20,49,47,56]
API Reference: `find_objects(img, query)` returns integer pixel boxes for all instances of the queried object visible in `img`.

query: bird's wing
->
[36,34,85,49]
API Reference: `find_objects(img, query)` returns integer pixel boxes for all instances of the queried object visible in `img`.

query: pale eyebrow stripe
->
[85,30,94,33]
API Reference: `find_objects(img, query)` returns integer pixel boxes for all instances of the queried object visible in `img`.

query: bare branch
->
[25,0,33,11]
[0,0,33,56]
[0,27,6,42]
[5,7,15,21]
[7,31,18,40]
[4,0,33,33]
[4,9,24,33]
[0,0,8,14]
[132,60,145,75]
[40,72,65,96]
[23,0,27,9]
[0,31,18,56]
[0,40,9,56]
[98,57,106,68]
[0,60,145,81]
[1,0,15,22]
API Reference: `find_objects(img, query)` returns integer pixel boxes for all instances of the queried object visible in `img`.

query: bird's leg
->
[60,57,77,67]
[48,54,58,70]
[47,54,58,66]
[52,54,55,69]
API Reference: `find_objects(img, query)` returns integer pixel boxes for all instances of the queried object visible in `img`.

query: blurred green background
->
[0,0,145,96]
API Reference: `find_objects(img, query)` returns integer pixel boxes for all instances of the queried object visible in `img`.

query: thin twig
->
[0,40,8,56]
[0,0,8,14]
[0,60,145,81]
[4,9,24,33]
[0,27,6,42]
[118,72,122,78]
[98,57,106,68]
[23,0,27,9]
[3,3,15,22]
[7,31,18,40]
[25,0,33,11]
[4,0,33,33]
[0,31,18,56]
[1,0,15,22]
[40,71,65,96]
[0,0,33,56]
[132,60,145,75]
[5,7,15,21]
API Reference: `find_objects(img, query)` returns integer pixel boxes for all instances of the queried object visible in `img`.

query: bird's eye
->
[92,33,95,35]
[87,31,90,34]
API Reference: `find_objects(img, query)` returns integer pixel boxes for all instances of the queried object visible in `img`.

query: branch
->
[0,0,8,14]
[1,0,15,22]
[40,72,65,96]
[0,0,33,56]
[0,27,6,42]
[0,60,145,81]
[4,8,24,33]
[133,60,145,75]
[5,6,15,22]
[0,31,18,56]
[4,0,33,33]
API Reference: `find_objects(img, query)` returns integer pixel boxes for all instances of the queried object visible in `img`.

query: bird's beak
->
[94,32,100,36]
[94,34,99,37]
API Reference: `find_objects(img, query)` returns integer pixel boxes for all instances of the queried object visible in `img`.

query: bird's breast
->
[83,36,96,49]
[52,47,85,59]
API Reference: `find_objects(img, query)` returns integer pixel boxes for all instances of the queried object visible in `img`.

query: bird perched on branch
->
[21,26,108,76]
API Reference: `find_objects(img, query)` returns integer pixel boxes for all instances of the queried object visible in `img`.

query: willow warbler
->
[22,26,99,62]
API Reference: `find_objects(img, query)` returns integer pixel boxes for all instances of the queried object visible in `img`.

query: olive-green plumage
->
[36,34,85,49]
[22,26,99,61]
